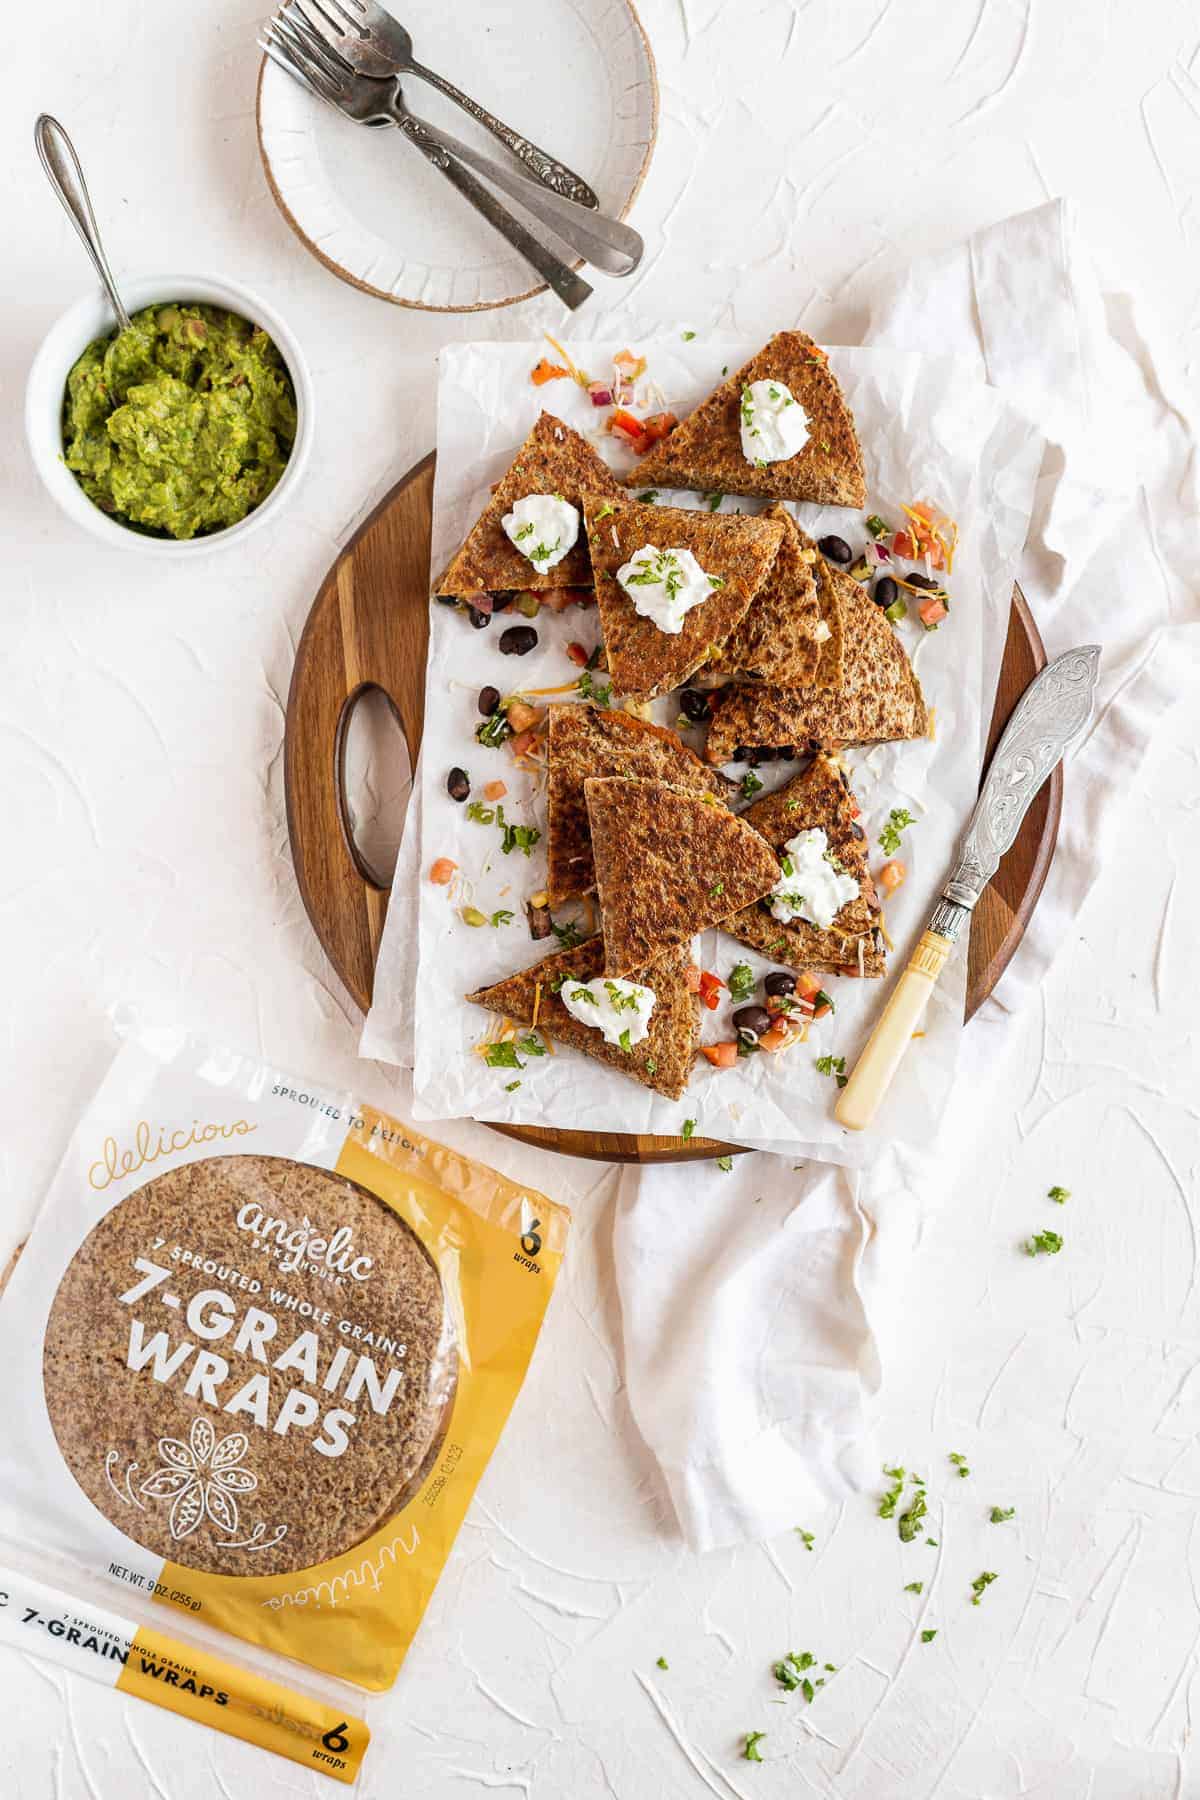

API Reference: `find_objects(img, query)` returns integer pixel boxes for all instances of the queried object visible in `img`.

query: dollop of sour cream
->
[616,544,723,634]
[768,828,859,929]
[561,976,656,1048]
[501,492,580,571]
[739,379,810,466]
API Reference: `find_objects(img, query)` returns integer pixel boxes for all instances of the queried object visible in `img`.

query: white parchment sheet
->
[363,341,1041,1164]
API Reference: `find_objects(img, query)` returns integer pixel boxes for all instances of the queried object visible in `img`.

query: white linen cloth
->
[614,200,1200,1552]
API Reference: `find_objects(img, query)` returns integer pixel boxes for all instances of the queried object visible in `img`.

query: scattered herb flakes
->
[705,490,725,512]
[618,1027,632,1053]
[990,1506,1015,1523]
[949,1452,970,1479]
[739,768,764,801]
[501,819,541,857]
[878,807,915,856]
[921,1629,938,1644]
[518,1033,547,1057]
[594,500,616,521]
[636,490,659,504]
[815,1053,848,1088]
[504,1080,521,1092]
[716,1155,734,1172]
[774,1650,816,1692]
[476,710,512,749]
[645,1056,658,1075]
[681,1118,696,1141]
[801,1677,815,1703]
[681,329,696,341]
[879,1465,905,1519]
[904,1581,924,1594]
[656,1654,669,1670]
[577,667,612,707]
[1048,1185,1071,1204]
[795,1528,815,1552]
[1027,1229,1064,1256]
[484,1041,523,1069]
[728,962,756,1002]
[743,1730,766,1762]
[898,1488,927,1542]
[926,1538,938,1547]
[721,364,729,376]
[710,881,725,897]
[550,916,585,950]
[490,908,514,928]
[465,800,496,824]
[970,1571,998,1606]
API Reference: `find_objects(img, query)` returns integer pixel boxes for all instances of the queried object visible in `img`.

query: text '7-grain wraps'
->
[0,1024,569,1699]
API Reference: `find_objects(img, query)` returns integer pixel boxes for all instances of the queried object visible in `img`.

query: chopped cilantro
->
[594,501,615,520]
[740,769,764,801]
[921,1629,937,1643]
[904,1581,924,1594]
[949,1452,970,1479]
[644,1056,657,1074]
[476,710,512,749]
[815,1054,847,1088]
[576,667,612,707]
[743,1731,766,1762]
[801,1677,814,1703]
[568,986,597,1004]
[708,574,725,588]
[514,522,534,541]
[681,329,696,341]
[990,1506,1015,1523]
[484,1042,522,1069]
[898,1487,927,1542]
[681,1118,696,1140]
[517,1033,547,1057]
[603,980,641,1012]
[795,1528,814,1551]
[740,385,755,429]
[878,807,915,856]
[705,490,724,511]
[499,808,541,856]
[618,1027,632,1053]
[490,909,514,927]
[504,1080,521,1091]
[465,800,496,824]
[1026,1229,1063,1256]
[728,962,756,1001]
[970,1571,998,1606]
[710,881,725,897]
[549,972,568,992]
[865,514,890,540]
[656,1654,669,1669]
[721,364,728,376]
[1048,1185,1070,1203]
[926,1537,938,1547]
[636,490,658,504]
[550,917,584,949]
[716,1155,733,1172]
[879,1465,905,1519]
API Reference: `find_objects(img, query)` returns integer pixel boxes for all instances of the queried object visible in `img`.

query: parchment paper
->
[363,341,1041,1164]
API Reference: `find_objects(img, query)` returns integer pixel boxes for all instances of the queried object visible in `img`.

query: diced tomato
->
[702,1041,739,1069]
[483,780,507,801]
[685,965,702,993]
[565,641,589,667]
[697,970,725,1011]
[760,1021,802,1052]
[794,971,823,1003]
[530,357,569,385]
[811,992,834,1021]
[429,858,456,885]
[539,586,587,613]
[506,700,540,734]
[607,407,643,444]
[509,728,539,758]
[892,530,917,560]
[630,411,678,455]
[880,859,906,894]
[918,596,948,629]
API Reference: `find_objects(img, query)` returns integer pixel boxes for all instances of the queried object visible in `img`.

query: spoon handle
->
[406,59,599,210]
[34,114,133,333]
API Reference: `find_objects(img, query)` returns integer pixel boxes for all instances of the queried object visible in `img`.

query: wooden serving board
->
[285,455,1060,1164]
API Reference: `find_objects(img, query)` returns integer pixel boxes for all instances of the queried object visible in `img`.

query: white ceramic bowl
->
[25,272,314,556]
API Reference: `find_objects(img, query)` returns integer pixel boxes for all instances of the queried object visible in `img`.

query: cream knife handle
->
[835,930,954,1131]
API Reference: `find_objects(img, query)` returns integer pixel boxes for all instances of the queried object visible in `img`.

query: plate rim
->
[255,0,660,315]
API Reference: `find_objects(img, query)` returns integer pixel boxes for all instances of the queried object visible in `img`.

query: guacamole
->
[62,303,297,540]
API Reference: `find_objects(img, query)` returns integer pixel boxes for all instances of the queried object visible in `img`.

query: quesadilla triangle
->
[704,574,928,762]
[545,702,732,906]
[723,752,887,978]
[466,938,700,1101]
[710,505,844,689]
[585,492,786,699]
[621,332,867,507]
[434,411,623,600]
[585,775,781,975]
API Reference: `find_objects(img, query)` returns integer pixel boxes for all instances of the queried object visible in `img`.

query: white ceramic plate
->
[256,0,657,313]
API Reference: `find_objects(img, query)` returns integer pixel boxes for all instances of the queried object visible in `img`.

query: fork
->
[290,0,598,209]
[260,12,593,309]
[275,0,640,275]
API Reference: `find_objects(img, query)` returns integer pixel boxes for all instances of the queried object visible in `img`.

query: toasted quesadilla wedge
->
[704,574,927,761]
[723,754,887,977]
[710,505,844,688]
[585,493,785,698]
[434,412,622,600]
[585,775,780,975]
[622,332,866,507]
[467,938,699,1100]
[545,703,732,906]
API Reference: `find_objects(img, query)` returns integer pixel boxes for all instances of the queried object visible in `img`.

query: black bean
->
[850,821,866,841]
[446,767,470,802]
[733,1003,773,1040]
[478,684,500,717]
[490,589,517,612]
[467,605,491,629]
[906,572,939,591]
[526,900,553,940]
[435,593,458,607]
[732,745,751,762]
[818,534,853,564]
[499,625,539,656]
[873,575,898,609]
[776,745,798,760]
[680,688,710,722]
[764,971,797,998]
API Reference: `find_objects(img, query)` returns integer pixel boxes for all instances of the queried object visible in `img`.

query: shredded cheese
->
[531,983,543,1029]
[877,916,896,952]
[927,707,937,741]
[544,332,590,388]
[521,679,583,697]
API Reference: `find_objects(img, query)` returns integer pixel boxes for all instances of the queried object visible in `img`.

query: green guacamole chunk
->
[62,303,297,540]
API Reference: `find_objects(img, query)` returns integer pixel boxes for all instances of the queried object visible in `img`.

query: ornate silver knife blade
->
[929,643,1101,942]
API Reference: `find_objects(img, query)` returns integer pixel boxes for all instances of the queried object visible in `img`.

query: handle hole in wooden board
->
[336,682,413,891]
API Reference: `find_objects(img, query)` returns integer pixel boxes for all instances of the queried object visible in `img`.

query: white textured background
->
[5,1,1200,1794]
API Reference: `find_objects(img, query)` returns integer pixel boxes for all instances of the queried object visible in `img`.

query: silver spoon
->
[35,114,132,332]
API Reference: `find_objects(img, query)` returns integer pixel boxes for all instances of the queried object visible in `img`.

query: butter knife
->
[835,643,1101,1131]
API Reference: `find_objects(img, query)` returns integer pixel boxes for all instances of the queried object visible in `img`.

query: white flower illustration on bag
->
[139,1417,259,1541]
